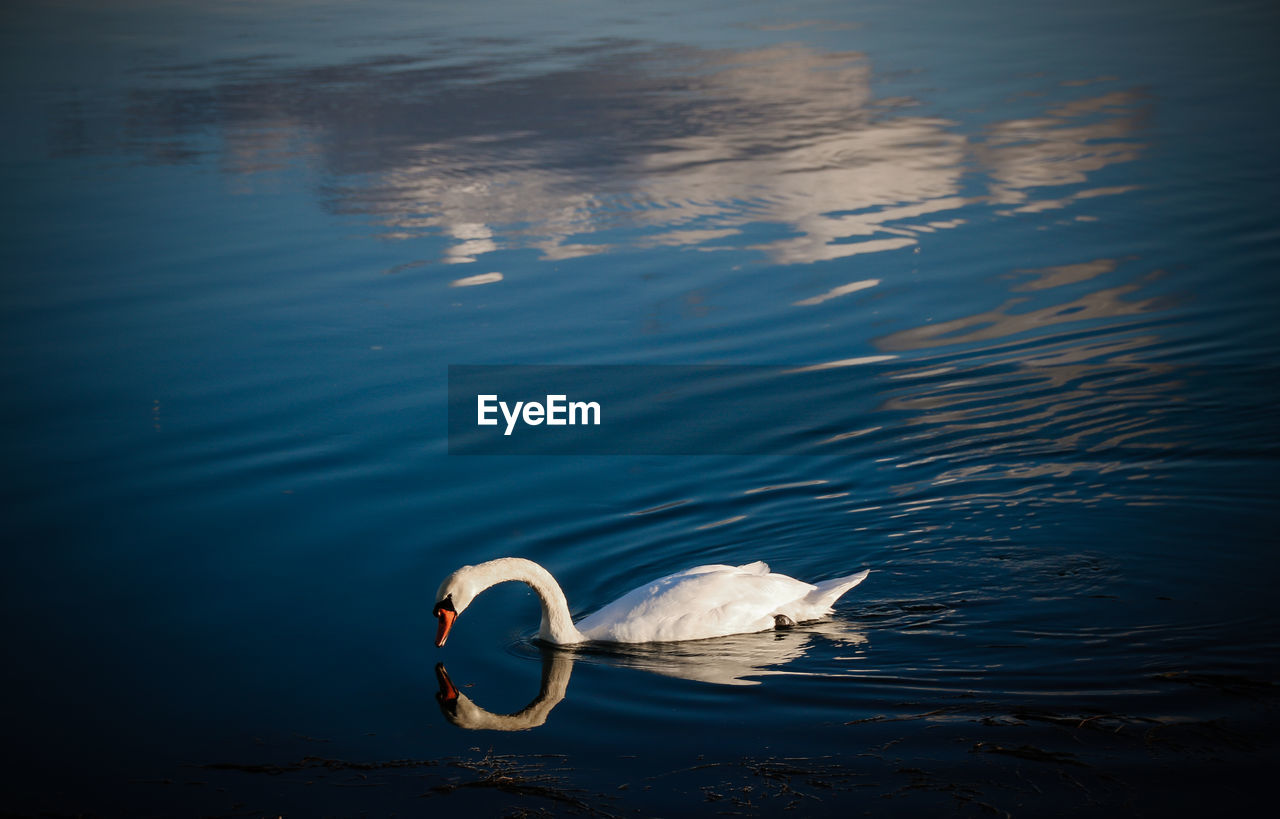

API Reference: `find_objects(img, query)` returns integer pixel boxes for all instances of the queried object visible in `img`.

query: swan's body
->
[432,557,869,647]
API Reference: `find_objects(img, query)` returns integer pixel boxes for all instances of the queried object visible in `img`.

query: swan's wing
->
[577,564,815,642]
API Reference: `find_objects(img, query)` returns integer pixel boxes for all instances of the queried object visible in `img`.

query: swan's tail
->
[804,569,870,612]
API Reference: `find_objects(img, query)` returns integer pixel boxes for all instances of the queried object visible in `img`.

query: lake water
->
[3,0,1278,815]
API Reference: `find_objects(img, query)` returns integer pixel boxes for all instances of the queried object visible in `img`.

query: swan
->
[432,557,869,646]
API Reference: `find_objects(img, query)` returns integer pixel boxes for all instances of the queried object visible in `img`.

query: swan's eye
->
[434,596,455,618]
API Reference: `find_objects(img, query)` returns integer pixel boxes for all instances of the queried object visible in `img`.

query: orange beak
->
[435,607,457,647]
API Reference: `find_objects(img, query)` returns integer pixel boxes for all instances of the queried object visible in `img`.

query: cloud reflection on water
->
[93,42,1146,267]
[868,254,1184,507]
[99,35,1180,505]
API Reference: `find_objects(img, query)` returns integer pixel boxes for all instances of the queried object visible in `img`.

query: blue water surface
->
[2,0,1278,815]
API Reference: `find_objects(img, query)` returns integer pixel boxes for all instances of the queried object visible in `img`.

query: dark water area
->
[2,0,1279,815]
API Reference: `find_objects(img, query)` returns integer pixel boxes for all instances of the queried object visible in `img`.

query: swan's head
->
[433,564,484,647]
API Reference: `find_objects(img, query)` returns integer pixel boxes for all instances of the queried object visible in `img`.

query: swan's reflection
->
[434,621,866,731]
[435,654,572,732]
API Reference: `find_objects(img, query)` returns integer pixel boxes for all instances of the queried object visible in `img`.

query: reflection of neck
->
[474,557,585,644]
[442,651,574,731]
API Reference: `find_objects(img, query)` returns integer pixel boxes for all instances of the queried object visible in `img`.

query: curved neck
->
[474,558,585,644]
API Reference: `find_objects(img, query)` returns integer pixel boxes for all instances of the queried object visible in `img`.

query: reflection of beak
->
[435,608,457,647]
[435,663,459,703]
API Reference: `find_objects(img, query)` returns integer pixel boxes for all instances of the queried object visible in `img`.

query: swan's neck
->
[474,558,586,644]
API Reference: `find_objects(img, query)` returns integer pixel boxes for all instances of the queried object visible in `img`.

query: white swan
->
[432,557,869,646]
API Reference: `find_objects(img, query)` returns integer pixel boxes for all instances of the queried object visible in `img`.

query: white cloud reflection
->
[449,271,503,287]
[110,41,1148,269]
